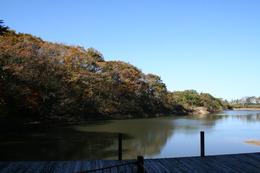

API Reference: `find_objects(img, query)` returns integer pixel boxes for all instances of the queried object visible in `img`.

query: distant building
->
[249,97,257,104]
[233,96,260,105]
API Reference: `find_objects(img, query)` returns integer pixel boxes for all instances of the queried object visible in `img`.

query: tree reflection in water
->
[1,110,260,160]
[73,116,221,159]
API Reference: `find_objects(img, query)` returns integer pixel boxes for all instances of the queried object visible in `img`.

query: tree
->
[0,20,9,35]
[86,48,104,62]
[0,28,227,121]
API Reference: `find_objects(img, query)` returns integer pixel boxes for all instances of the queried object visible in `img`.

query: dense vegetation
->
[167,90,229,112]
[0,22,228,121]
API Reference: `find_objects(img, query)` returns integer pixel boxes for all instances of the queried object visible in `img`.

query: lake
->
[0,110,260,160]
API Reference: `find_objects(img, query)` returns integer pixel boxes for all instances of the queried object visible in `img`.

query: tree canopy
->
[0,24,228,121]
[0,20,9,35]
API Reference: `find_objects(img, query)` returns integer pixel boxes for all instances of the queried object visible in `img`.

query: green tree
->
[0,20,9,35]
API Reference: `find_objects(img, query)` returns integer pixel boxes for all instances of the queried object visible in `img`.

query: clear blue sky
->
[1,0,260,100]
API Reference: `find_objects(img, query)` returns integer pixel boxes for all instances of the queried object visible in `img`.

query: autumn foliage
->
[0,25,226,121]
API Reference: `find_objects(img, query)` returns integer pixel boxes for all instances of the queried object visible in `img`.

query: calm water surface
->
[0,110,260,160]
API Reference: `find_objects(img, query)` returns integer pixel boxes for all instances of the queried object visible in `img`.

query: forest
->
[0,21,229,122]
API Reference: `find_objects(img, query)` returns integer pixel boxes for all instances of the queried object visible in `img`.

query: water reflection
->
[0,128,119,160]
[0,110,260,160]
[74,119,175,159]
[72,115,224,159]
[217,110,260,122]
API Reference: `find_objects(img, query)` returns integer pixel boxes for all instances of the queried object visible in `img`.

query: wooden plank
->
[0,162,32,173]
[199,157,235,173]
[144,160,163,173]
[206,155,249,173]
[0,153,259,173]
[233,154,260,170]
[27,162,49,173]
[179,157,219,173]
[154,159,171,173]
[0,162,11,173]
[157,159,182,173]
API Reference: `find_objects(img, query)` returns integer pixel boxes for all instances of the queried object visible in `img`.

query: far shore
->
[245,140,260,146]
[233,108,260,111]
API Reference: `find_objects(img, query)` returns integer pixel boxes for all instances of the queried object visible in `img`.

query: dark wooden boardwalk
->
[0,153,260,173]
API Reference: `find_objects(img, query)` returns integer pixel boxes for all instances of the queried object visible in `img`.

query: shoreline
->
[0,107,227,126]
[233,108,260,111]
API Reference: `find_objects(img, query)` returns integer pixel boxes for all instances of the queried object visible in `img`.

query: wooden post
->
[118,133,122,160]
[137,155,144,173]
[200,131,205,157]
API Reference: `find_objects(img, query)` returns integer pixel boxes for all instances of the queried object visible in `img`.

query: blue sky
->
[1,0,260,100]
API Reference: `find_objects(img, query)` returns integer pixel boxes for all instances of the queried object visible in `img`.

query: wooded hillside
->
[0,23,227,121]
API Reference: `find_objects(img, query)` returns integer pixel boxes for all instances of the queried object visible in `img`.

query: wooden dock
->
[0,152,260,173]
